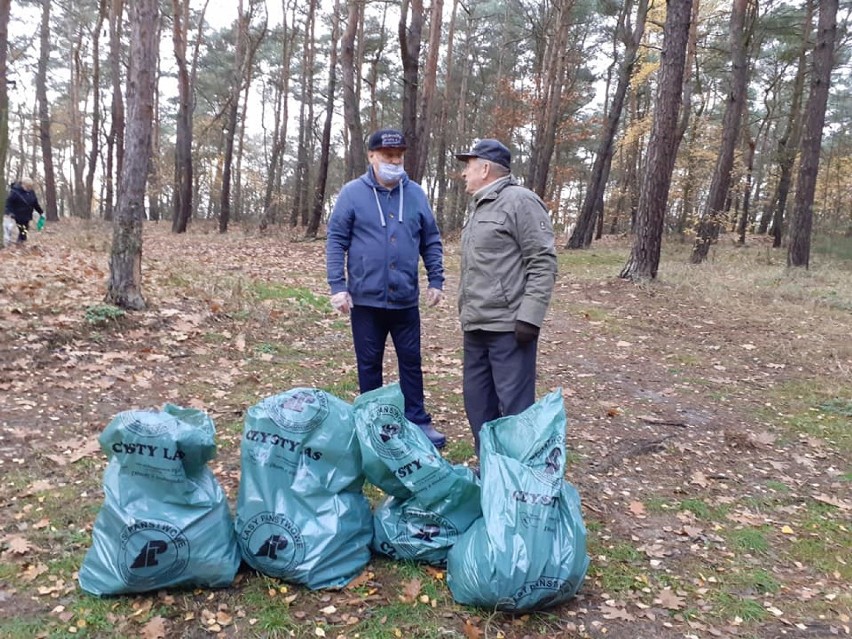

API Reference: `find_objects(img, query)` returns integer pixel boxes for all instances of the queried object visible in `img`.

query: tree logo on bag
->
[266,389,329,434]
[544,447,562,475]
[530,435,565,486]
[396,509,457,559]
[240,512,306,576]
[255,534,288,560]
[380,423,401,442]
[119,520,189,588]
[368,405,410,460]
[118,412,179,438]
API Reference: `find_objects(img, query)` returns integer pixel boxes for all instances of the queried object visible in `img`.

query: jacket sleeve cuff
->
[329,283,348,295]
[516,298,549,328]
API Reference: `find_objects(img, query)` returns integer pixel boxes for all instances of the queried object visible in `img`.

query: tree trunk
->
[434,0,460,229]
[106,0,158,310]
[85,2,106,220]
[568,0,648,248]
[105,0,126,222]
[69,29,88,217]
[768,0,813,245]
[399,0,423,177]
[0,0,8,207]
[691,0,753,263]
[171,0,194,232]
[528,3,570,198]
[219,0,248,234]
[788,0,838,268]
[412,0,443,183]
[620,0,693,281]
[341,0,365,179]
[36,0,58,221]
[306,0,341,238]
[261,0,295,230]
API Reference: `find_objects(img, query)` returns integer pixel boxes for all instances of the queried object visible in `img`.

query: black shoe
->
[418,422,446,449]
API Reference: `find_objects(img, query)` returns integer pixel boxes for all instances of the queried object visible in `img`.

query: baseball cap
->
[455,139,511,170]
[368,129,407,151]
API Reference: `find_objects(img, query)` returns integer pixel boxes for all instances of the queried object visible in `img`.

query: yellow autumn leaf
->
[781,525,794,534]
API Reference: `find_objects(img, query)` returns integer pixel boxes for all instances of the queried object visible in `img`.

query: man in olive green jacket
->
[455,139,557,455]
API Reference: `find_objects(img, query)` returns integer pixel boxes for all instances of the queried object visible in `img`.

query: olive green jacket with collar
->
[458,175,557,332]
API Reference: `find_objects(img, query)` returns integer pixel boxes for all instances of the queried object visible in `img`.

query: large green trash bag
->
[446,389,589,612]
[235,388,372,589]
[78,405,240,596]
[354,384,481,565]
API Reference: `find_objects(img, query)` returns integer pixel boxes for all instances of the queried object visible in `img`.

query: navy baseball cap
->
[368,129,407,151]
[455,139,511,170]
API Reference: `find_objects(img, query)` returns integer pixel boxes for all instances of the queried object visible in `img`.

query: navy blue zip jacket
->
[4,183,44,224]
[326,168,444,309]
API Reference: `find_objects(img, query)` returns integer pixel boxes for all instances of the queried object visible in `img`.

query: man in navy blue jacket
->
[326,129,447,448]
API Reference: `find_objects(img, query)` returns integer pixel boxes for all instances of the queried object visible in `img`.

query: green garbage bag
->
[235,388,372,589]
[354,384,481,565]
[36,214,45,231]
[78,405,240,596]
[446,389,589,612]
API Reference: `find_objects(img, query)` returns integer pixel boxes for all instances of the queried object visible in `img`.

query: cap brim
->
[455,153,479,162]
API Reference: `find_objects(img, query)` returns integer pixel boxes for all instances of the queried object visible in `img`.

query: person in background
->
[4,177,44,247]
[326,128,447,449]
[455,139,558,455]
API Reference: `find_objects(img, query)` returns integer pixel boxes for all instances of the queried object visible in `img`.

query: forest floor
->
[0,219,850,639]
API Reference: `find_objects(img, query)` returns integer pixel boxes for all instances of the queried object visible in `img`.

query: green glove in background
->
[36,215,45,231]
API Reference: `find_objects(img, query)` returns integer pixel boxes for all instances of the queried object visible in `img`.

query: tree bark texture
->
[620,0,693,281]
[788,0,838,268]
[568,0,648,248]
[171,0,194,233]
[341,0,365,180]
[399,0,423,177]
[106,0,158,310]
[691,0,753,263]
[306,0,341,238]
[36,0,58,221]
[767,0,813,245]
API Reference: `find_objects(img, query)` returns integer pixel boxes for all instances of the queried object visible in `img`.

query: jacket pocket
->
[474,211,510,251]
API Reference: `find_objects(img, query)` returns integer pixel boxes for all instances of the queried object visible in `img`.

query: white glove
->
[330,291,352,314]
[426,287,444,307]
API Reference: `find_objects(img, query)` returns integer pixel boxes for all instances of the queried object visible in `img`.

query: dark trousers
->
[350,305,431,426]
[16,220,29,243]
[463,329,537,454]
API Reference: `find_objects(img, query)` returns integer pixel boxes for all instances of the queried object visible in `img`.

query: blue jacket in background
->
[327,168,444,310]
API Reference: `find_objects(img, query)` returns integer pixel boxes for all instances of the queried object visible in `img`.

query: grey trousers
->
[463,329,537,454]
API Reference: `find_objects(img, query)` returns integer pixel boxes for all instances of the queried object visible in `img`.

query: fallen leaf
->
[6,536,32,555]
[655,589,685,610]
[462,620,484,639]
[21,563,48,582]
[140,616,167,639]
[344,569,373,590]
[400,578,421,603]
[600,605,635,621]
[781,525,795,534]
[690,471,709,488]
[813,494,850,510]
[629,501,646,517]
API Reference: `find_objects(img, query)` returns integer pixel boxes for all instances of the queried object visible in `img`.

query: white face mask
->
[377,162,405,183]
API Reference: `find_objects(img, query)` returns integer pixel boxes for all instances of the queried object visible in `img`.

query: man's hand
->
[515,320,540,344]
[330,291,353,314]
[426,287,444,307]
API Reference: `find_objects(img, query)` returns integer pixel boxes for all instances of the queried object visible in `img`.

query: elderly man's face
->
[461,158,490,194]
